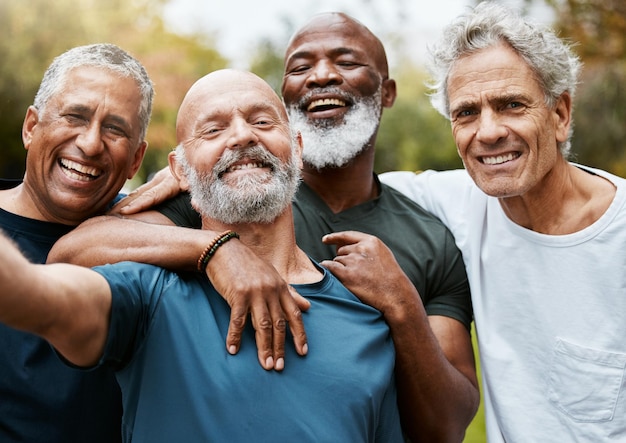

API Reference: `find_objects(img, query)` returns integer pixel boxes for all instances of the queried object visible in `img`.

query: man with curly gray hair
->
[381,2,626,441]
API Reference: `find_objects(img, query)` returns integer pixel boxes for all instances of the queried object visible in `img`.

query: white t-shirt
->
[381,166,626,442]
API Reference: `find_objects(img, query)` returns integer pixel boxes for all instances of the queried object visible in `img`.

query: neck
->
[499,161,616,234]
[0,183,71,224]
[302,146,378,214]
[202,207,320,283]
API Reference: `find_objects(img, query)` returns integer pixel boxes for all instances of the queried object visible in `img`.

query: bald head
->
[285,12,389,79]
[176,69,289,144]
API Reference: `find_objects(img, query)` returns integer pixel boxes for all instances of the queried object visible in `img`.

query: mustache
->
[291,87,353,109]
[214,145,280,178]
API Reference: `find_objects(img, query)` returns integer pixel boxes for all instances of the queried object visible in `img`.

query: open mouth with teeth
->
[59,158,102,181]
[306,98,347,112]
[481,152,520,165]
[219,161,273,178]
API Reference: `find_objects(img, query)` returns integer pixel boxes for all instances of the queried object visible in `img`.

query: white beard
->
[177,144,301,224]
[287,86,382,170]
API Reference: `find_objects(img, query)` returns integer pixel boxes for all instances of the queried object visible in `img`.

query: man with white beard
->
[281,17,479,440]
[0,69,405,442]
[49,13,479,442]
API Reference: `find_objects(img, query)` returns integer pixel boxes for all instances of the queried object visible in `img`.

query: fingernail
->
[275,358,284,371]
[265,356,274,368]
[228,345,237,354]
[302,343,308,355]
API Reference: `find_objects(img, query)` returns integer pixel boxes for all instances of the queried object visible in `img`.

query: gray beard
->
[178,144,301,225]
[287,87,382,170]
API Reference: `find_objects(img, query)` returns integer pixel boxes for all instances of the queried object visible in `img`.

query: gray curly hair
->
[33,43,154,141]
[427,1,581,157]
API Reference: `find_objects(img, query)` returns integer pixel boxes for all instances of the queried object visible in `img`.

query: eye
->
[454,109,477,119]
[286,64,310,75]
[200,127,222,138]
[104,124,127,137]
[336,60,360,68]
[64,113,87,124]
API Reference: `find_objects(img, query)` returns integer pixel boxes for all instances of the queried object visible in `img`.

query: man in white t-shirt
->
[370,2,626,442]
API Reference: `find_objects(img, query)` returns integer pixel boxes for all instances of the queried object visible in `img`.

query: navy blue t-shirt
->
[0,179,122,443]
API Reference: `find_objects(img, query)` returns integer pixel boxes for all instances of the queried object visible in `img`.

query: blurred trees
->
[0,0,226,182]
[1,0,624,183]
[544,0,626,175]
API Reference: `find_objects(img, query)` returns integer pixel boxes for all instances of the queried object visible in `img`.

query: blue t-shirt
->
[95,261,403,443]
[0,180,123,443]
[156,179,473,330]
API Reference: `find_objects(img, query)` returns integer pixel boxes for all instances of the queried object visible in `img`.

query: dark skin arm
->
[48,211,310,371]
[321,231,479,443]
[109,166,181,216]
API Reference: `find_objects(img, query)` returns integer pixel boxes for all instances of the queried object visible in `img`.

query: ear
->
[554,92,572,145]
[22,106,39,151]
[381,78,397,108]
[168,149,190,191]
[127,141,148,179]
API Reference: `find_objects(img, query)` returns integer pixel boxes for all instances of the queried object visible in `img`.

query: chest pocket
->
[548,338,626,422]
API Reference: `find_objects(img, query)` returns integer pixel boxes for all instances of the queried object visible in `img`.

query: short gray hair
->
[428,1,582,156]
[33,43,154,140]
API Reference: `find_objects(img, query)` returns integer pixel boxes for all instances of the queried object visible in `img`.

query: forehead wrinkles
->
[287,18,382,63]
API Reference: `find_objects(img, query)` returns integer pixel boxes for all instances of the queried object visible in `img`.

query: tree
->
[376,66,462,173]
[0,0,227,182]
[543,0,626,175]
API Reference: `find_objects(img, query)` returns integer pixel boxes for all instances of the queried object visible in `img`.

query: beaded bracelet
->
[197,230,240,273]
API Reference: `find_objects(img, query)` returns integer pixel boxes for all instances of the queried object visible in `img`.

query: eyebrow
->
[451,92,530,115]
[201,102,284,123]
[64,104,132,130]
[286,46,360,63]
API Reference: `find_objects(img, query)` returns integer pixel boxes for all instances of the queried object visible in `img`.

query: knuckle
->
[289,308,303,322]
[274,318,287,332]
[256,317,273,331]
[229,315,247,331]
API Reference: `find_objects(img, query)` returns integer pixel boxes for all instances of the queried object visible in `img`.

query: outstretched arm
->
[0,233,111,367]
[48,213,310,371]
[321,231,479,443]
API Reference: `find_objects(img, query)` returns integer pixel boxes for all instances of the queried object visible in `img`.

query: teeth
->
[307,98,346,112]
[59,159,101,180]
[226,162,264,172]
[482,153,518,165]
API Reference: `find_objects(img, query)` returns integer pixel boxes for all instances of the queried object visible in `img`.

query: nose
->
[75,122,104,157]
[305,60,342,88]
[475,109,508,145]
[227,117,259,149]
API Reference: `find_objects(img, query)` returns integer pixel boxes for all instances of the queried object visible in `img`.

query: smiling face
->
[21,66,146,225]
[281,13,396,169]
[448,43,571,198]
[172,70,302,224]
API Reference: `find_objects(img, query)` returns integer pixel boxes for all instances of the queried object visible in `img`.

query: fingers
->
[250,302,279,371]
[208,240,309,371]
[110,167,182,215]
[286,287,308,356]
[227,294,305,372]
[322,230,369,248]
[290,288,311,312]
[225,306,247,355]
